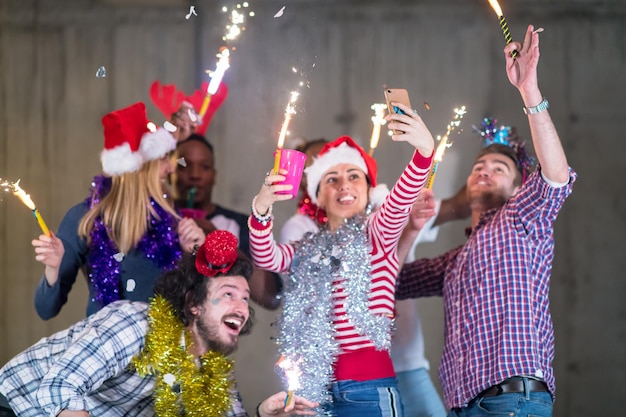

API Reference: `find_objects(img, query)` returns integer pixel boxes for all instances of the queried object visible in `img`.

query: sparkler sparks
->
[1,178,51,236]
[368,103,388,156]
[425,106,467,189]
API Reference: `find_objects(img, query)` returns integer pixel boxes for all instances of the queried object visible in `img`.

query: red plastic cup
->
[179,208,207,219]
[274,149,307,198]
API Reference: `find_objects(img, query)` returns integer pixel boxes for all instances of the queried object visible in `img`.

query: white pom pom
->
[369,184,390,210]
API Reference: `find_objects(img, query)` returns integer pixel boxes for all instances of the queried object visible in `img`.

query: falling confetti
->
[274,6,285,18]
[113,252,125,262]
[95,66,106,78]
[126,279,136,292]
[177,157,187,167]
[424,102,431,110]
[163,121,177,132]
[185,5,197,20]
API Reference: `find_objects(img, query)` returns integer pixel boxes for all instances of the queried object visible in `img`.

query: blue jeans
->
[396,368,446,417]
[329,377,404,417]
[447,378,553,417]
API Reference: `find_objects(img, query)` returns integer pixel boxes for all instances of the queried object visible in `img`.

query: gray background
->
[0,0,624,416]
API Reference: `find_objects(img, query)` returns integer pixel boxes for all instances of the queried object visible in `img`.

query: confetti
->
[95,66,106,78]
[185,6,197,20]
[163,121,177,132]
[126,279,136,292]
[274,6,285,18]
[177,157,187,167]
[424,102,431,110]
[113,252,125,262]
[163,373,176,387]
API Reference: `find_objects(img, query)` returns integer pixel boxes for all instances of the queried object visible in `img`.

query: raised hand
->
[385,102,435,158]
[253,168,294,216]
[32,233,64,285]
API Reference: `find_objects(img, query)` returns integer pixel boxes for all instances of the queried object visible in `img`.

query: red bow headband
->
[149,80,228,136]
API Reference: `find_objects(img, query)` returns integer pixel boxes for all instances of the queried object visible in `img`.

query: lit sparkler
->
[487,0,518,58]
[274,66,307,174]
[368,103,388,156]
[1,178,50,236]
[277,355,302,408]
[425,106,467,189]
[198,2,252,119]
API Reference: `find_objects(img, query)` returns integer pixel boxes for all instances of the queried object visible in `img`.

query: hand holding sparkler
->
[32,233,65,286]
[487,0,518,58]
[255,391,319,417]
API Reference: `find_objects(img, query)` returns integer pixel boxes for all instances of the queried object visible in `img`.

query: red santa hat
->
[149,80,228,136]
[305,136,389,208]
[100,102,176,176]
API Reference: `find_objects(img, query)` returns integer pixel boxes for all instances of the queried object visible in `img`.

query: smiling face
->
[316,163,369,231]
[190,275,250,356]
[466,152,520,210]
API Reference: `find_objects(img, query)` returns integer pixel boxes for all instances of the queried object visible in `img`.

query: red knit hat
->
[100,102,176,176]
[149,80,228,136]
[195,230,239,277]
[305,136,388,207]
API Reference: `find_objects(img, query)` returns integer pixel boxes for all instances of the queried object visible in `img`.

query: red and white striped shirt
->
[249,151,432,380]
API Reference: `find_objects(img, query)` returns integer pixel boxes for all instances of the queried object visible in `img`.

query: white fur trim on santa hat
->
[305,142,368,205]
[139,127,176,162]
[101,142,145,176]
[369,183,390,210]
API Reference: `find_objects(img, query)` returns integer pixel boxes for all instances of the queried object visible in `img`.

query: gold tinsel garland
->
[133,296,235,417]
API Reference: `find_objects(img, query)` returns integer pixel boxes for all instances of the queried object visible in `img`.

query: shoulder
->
[211,205,248,223]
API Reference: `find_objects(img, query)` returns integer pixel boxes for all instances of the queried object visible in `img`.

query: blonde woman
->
[32,102,203,319]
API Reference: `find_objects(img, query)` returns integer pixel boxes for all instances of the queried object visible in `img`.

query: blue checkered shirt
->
[0,300,248,417]
[396,167,576,409]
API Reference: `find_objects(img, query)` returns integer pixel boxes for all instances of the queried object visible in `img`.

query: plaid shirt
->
[396,168,576,409]
[0,300,248,417]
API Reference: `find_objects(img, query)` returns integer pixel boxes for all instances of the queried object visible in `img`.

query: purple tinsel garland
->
[86,175,182,306]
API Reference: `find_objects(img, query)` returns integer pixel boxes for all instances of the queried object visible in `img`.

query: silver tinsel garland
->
[276,215,393,415]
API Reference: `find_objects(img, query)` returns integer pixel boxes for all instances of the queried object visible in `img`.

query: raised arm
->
[504,24,569,184]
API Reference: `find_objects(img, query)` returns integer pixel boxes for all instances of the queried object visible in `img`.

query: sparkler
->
[487,0,517,58]
[425,106,467,189]
[274,65,307,174]
[368,103,388,156]
[276,355,302,408]
[1,178,50,236]
[198,3,252,119]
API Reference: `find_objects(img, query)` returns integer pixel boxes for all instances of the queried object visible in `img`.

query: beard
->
[195,315,239,356]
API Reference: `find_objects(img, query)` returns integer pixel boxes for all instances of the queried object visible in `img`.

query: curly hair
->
[153,253,255,334]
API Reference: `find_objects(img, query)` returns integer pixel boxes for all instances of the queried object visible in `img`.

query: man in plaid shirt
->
[0,231,316,417]
[396,25,576,417]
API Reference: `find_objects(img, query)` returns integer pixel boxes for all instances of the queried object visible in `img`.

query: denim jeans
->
[396,368,446,417]
[447,378,553,417]
[329,377,404,417]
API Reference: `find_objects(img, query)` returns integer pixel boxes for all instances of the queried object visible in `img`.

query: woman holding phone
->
[248,101,434,417]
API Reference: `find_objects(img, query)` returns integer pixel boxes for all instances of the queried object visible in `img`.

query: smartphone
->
[384,88,412,134]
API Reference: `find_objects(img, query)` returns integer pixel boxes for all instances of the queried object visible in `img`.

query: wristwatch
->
[523,97,549,115]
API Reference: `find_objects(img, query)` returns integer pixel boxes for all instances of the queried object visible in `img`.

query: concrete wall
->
[0,1,624,415]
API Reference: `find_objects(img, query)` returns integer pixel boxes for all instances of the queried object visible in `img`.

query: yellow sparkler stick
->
[487,0,518,58]
[1,179,51,236]
[274,91,299,174]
